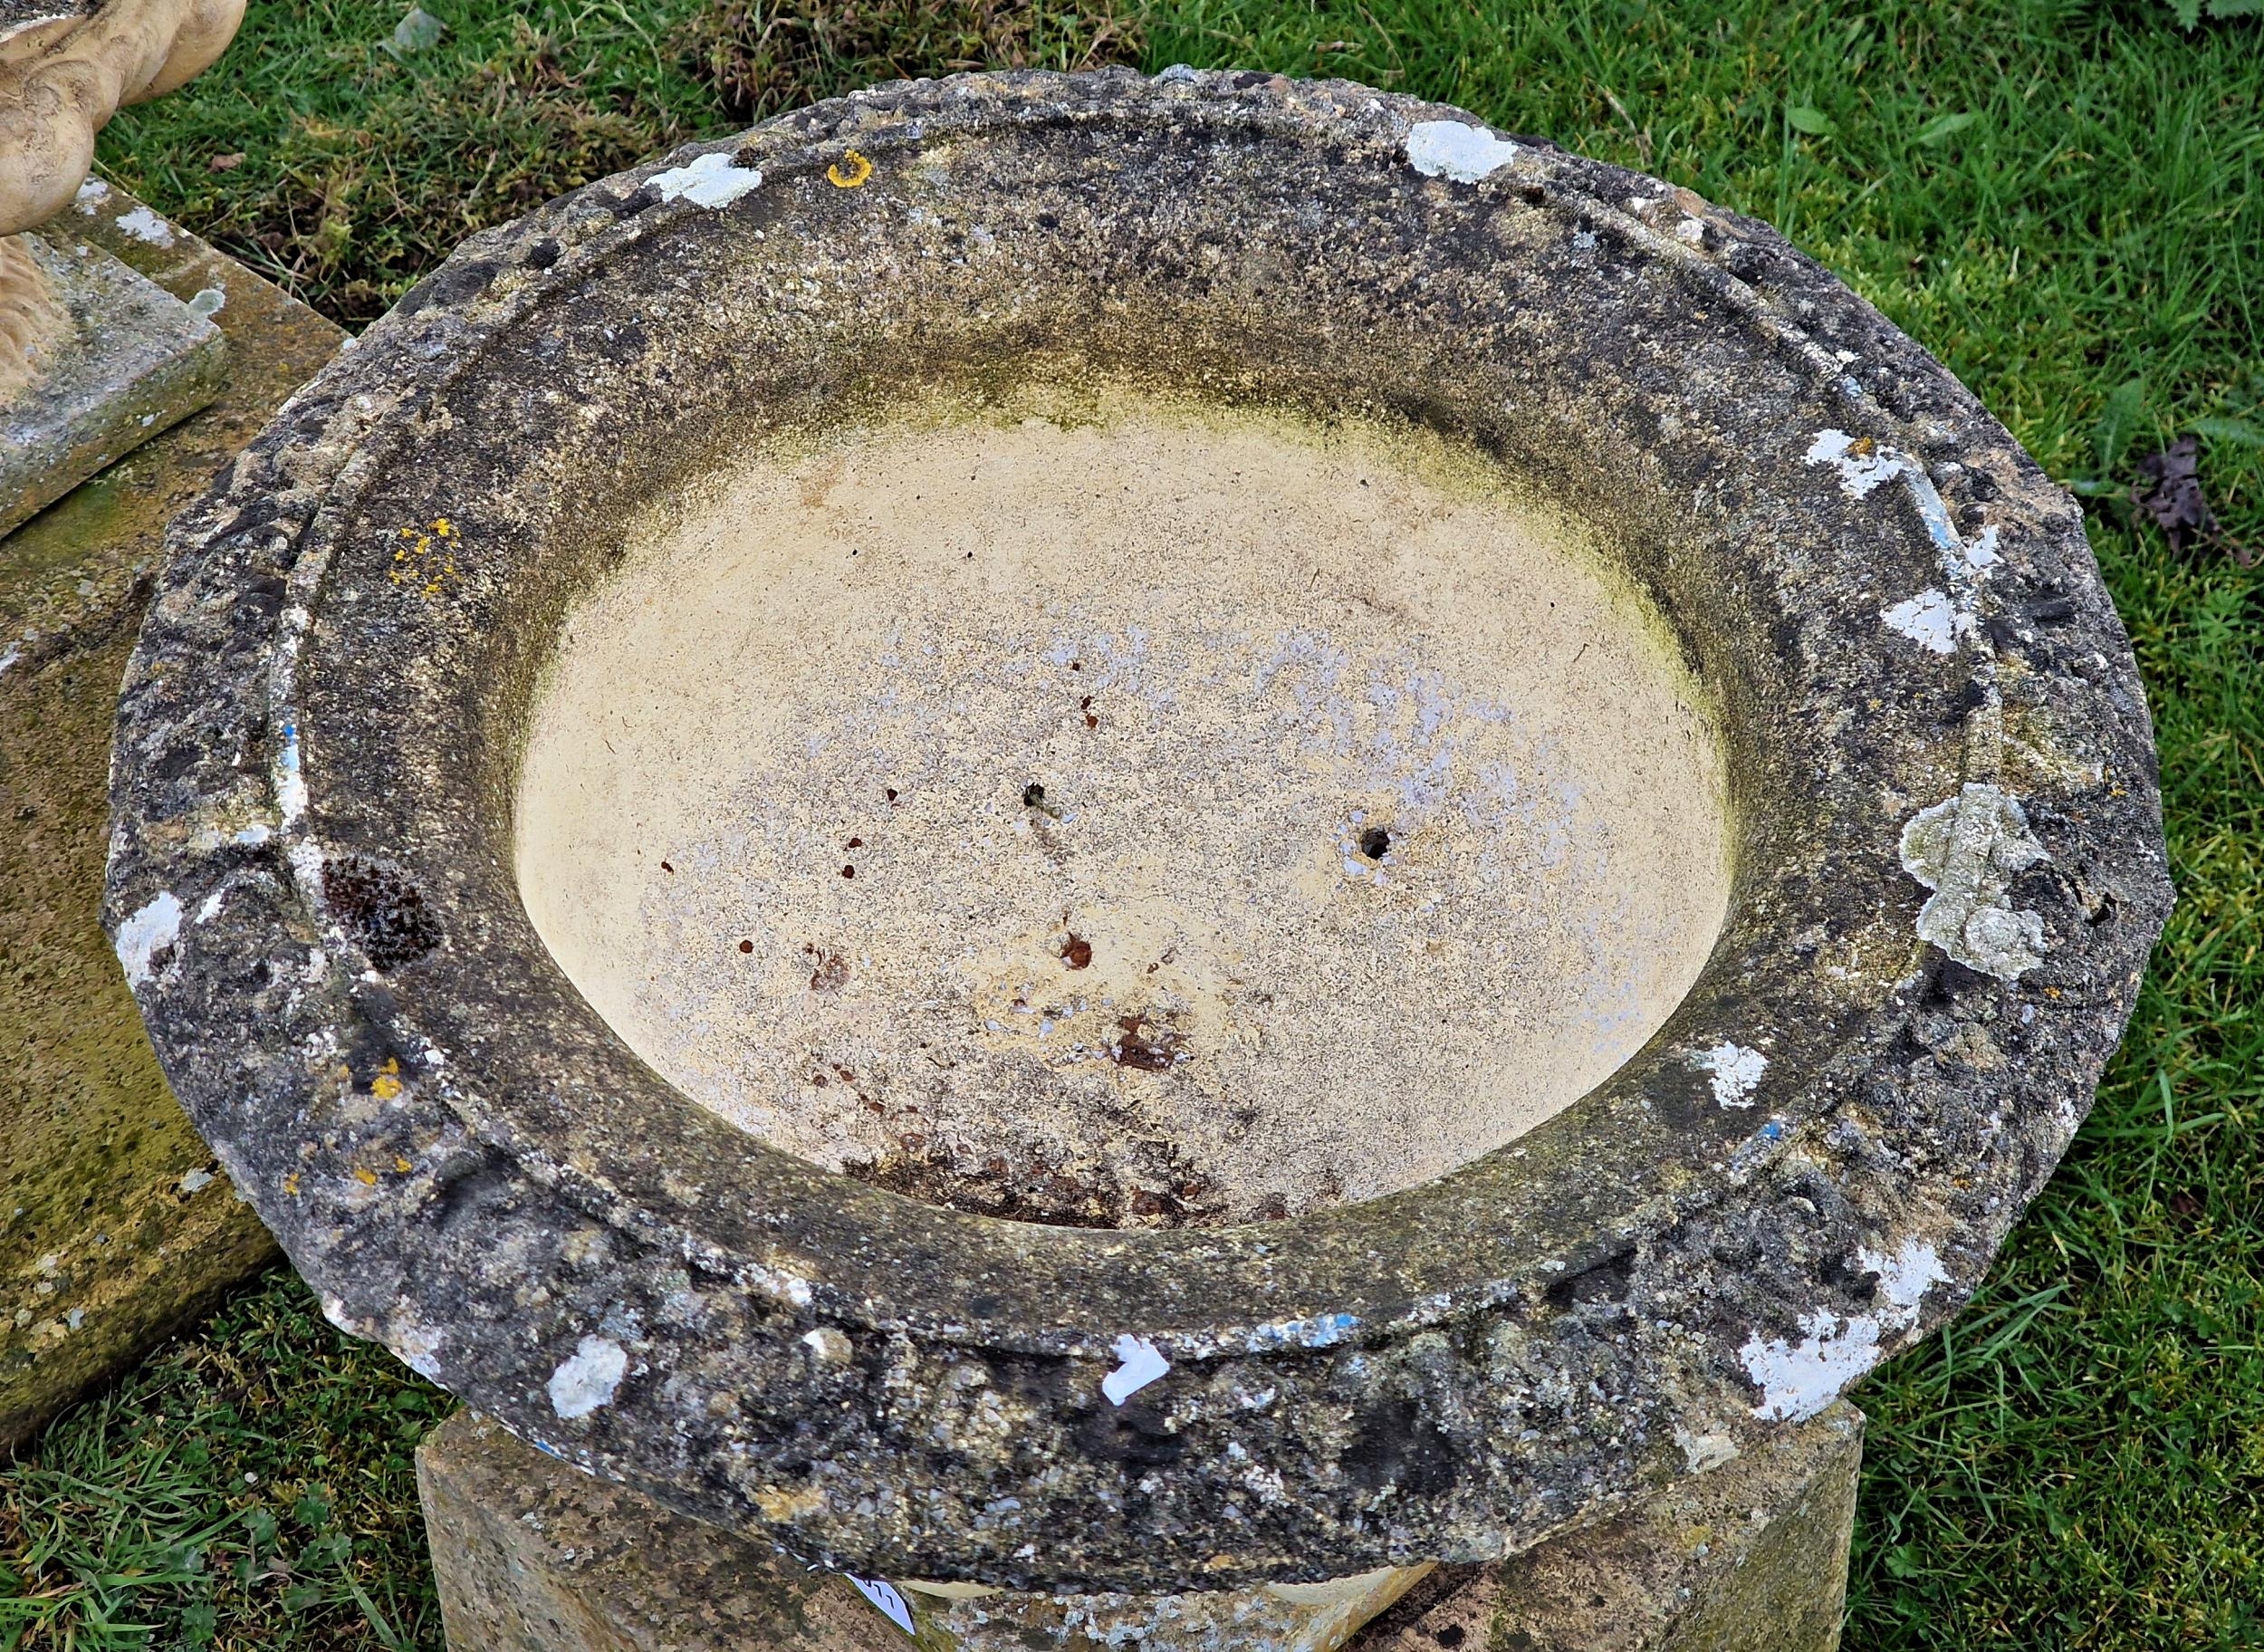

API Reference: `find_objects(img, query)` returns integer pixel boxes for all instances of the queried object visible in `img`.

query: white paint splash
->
[1964,523,2001,571]
[115,205,177,246]
[648,151,764,208]
[547,1336,628,1418]
[1741,1236,1951,1421]
[846,1575,916,1635]
[1899,783,2051,979]
[1881,588,1957,654]
[1740,1308,1883,1422]
[1690,1042,1767,1107]
[74,177,110,212]
[1405,120,1520,184]
[1856,1237,1950,1323]
[178,1167,216,1195]
[1804,428,1909,496]
[115,891,183,984]
[275,721,307,822]
[1101,1333,1170,1405]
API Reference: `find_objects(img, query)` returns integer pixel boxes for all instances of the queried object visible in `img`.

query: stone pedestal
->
[417,1405,1861,1652]
[0,225,226,537]
[1,2,252,532]
[0,183,341,1451]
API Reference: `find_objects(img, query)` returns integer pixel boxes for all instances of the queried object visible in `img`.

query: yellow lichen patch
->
[754,1483,827,1521]
[283,1172,302,1196]
[826,149,873,188]
[352,1166,379,1186]
[371,1056,404,1100]
[394,1156,414,1174]
[389,516,463,599]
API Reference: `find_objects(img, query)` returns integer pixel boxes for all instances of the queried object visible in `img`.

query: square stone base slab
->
[0,226,226,539]
[416,1403,1861,1652]
[0,185,341,1453]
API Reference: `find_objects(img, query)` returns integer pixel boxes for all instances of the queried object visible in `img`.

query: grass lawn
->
[5,0,2259,1647]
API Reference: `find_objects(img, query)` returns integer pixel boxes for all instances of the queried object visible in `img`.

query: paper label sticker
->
[847,1575,916,1637]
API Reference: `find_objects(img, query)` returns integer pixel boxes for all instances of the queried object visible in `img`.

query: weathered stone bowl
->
[106,70,2169,1593]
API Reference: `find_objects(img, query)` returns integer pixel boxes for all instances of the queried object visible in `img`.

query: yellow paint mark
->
[827,149,873,189]
[353,1166,379,1186]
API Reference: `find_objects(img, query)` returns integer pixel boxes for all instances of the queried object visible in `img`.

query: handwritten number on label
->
[848,1575,916,1637]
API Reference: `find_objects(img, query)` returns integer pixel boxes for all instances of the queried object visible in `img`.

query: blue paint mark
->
[1247,1311,1360,1351]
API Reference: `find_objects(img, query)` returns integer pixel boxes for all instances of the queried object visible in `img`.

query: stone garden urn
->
[105,70,2170,1651]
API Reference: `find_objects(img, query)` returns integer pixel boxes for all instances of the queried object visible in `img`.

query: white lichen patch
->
[1803,428,1910,497]
[648,151,764,208]
[114,891,182,984]
[1674,1425,1740,1473]
[115,205,177,246]
[1405,120,1520,183]
[1739,1308,1884,1422]
[187,285,226,318]
[74,178,110,212]
[1688,1042,1767,1107]
[1881,588,1957,654]
[1743,1236,1951,1421]
[178,1167,216,1195]
[547,1336,628,1418]
[1856,1236,1950,1327]
[1101,1333,1170,1405]
[1899,783,2051,979]
[389,1317,446,1380]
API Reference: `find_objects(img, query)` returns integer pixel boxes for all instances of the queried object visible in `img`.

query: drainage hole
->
[1358,825,1392,860]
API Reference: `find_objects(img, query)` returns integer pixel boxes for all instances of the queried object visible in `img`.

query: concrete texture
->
[420,1405,1856,1651]
[1350,1404,1863,1652]
[519,398,1731,1225]
[0,181,341,1454]
[421,1407,1425,1652]
[109,71,2169,1591]
[0,226,225,537]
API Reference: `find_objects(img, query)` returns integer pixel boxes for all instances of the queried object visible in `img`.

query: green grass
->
[0,1273,446,1652]
[11,0,2258,1646]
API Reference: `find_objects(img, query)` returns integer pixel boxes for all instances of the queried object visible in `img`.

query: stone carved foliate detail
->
[0,0,247,235]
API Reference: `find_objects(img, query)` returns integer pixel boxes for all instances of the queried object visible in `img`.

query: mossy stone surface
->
[0,184,341,1451]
